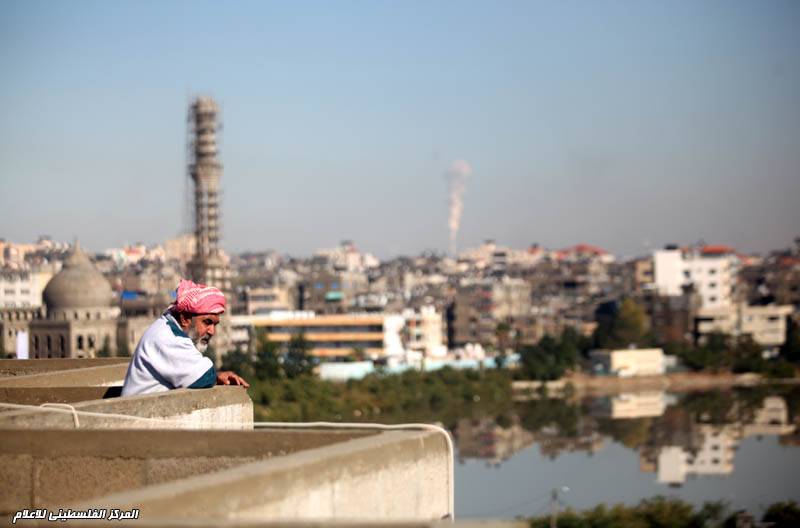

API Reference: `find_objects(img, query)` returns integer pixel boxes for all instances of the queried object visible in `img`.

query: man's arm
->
[216,371,250,387]
[188,366,217,389]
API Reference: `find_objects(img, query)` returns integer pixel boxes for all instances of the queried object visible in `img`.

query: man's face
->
[185,314,221,353]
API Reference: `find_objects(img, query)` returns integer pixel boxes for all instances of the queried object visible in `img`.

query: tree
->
[254,332,282,381]
[221,346,254,380]
[283,332,315,378]
[495,321,512,354]
[608,298,649,348]
[519,332,579,381]
[202,345,217,367]
[762,501,800,527]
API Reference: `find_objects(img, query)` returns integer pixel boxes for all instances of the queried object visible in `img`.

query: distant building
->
[0,307,40,358]
[28,244,119,358]
[695,302,793,349]
[402,306,446,358]
[640,289,701,345]
[590,348,665,377]
[241,286,294,315]
[229,312,406,360]
[299,269,368,314]
[451,277,532,349]
[654,245,737,309]
[0,269,53,308]
[164,233,197,264]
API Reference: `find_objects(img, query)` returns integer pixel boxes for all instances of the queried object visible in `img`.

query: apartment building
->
[0,270,53,308]
[654,245,737,309]
[229,312,406,359]
[695,303,793,349]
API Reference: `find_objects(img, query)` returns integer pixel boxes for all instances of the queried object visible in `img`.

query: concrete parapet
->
[0,358,129,378]
[0,386,252,429]
[80,429,450,522]
[0,363,129,388]
[0,429,375,518]
[0,386,121,405]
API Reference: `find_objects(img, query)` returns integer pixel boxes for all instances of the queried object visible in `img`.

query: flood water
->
[450,386,800,519]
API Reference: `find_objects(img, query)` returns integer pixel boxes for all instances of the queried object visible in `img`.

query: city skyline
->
[1,1,799,258]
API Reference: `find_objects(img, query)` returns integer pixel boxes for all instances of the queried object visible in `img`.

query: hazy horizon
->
[2,1,799,259]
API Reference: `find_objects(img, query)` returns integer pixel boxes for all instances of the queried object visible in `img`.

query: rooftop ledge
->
[0,359,456,525]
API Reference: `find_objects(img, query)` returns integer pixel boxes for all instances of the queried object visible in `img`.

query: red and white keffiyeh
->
[172,279,226,315]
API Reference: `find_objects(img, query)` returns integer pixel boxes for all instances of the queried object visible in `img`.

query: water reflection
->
[451,386,800,517]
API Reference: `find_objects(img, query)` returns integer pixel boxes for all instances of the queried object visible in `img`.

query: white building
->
[229,311,406,359]
[590,348,665,377]
[402,306,447,358]
[0,270,53,308]
[654,246,737,309]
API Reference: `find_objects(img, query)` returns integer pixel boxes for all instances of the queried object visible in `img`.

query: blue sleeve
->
[188,366,217,389]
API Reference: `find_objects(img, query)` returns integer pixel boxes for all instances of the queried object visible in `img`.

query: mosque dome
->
[43,243,113,310]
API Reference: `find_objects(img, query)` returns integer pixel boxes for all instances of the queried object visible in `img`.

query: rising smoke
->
[445,159,472,256]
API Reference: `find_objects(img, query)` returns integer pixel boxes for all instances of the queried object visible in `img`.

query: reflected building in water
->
[454,416,537,466]
[592,391,677,419]
[642,396,796,486]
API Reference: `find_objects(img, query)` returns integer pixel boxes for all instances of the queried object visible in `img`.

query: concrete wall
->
[0,386,252,429]
[0,362,129,388]
[81,429,450,522]
[0,358,129,378]
[0,429,374,518]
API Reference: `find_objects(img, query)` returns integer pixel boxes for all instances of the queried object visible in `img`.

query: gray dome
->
[43,243,113,310]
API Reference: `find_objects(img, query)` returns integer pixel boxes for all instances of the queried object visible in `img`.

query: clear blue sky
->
[1,0,798,257]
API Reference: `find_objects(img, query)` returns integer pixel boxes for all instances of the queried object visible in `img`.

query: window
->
[77,335,84,350]
[709,282,717,288]
[59,335,65,352]
[709,296,717,303]
[88,335,95,349]
[46,335,52,352]
[34,336,39,352]
[709,269,717,275]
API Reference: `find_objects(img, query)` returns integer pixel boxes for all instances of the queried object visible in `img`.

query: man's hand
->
[216,371,250,388]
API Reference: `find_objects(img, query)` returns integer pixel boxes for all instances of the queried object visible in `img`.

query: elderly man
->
[122,279,249,396]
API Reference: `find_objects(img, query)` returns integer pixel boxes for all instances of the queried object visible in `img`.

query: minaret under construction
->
[187,96,231,293]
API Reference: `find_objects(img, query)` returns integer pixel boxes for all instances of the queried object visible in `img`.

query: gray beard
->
[186,326,210,353]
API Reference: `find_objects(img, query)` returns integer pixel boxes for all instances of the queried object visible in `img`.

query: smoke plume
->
[446,159,472,256]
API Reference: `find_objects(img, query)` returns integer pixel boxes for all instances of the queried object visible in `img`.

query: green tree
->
[518,332,578,381]
[608,298,649,348]
[762,501,800,527]
[202,345,217,366]
[221,346,254,380]
[495,321,512,353]
[283,332,314,378]
[254,332,282,381]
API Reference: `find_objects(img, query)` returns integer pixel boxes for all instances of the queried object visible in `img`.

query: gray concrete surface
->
[0,358,129,378]
[0,386,252,429]
[0,386,121,406]
[0,363,129,388]
[1,429,375,517]
[82,429,450,522]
